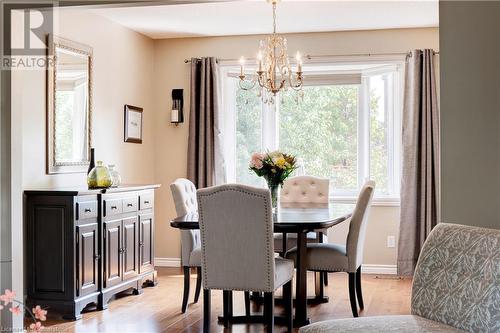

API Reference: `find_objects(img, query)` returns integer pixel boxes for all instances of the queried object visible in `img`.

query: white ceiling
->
[92,0,439,39]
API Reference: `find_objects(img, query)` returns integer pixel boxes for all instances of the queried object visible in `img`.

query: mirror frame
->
[46,35,93,174]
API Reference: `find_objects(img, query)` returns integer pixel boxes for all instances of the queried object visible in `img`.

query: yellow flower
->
[275,157,288,169]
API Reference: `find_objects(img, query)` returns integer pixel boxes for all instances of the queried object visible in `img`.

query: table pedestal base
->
[217,315,311,328]
[251,293,329,305]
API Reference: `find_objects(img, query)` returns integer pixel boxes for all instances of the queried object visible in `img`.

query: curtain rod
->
[184,51,439,63]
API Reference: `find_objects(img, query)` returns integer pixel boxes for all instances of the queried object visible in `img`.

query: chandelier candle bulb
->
[296,52,302,72]
[239,56,245,77]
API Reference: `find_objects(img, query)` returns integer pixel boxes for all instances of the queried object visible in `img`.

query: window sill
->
[331,196,400,207]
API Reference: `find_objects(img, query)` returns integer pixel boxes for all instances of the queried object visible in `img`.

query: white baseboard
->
[155,257,181,267]
[155,258,397,275]
[361,264,397,275]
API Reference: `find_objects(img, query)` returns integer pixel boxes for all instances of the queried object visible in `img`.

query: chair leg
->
[317,232,329,287]
[244,291,251,318]
[222,290,233,328]
[348,272,358,317]
[182,266,190,313]
[283,281,293,333]
[281,232,288,257]
[203,289,211,333]
[264,292,274,333]
[194,267,202,303]
[314,271,324,298]
[356,266,364,310]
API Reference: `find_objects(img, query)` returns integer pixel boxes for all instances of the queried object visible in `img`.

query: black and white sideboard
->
[24,184,160,320]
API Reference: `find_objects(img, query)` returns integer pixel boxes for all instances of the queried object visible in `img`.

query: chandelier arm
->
[257,75,266,89]
[288,84,303,92]
[239,77,257,91]
[278,79,286,92]
[287,74,303,90]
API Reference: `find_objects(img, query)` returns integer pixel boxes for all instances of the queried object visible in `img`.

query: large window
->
[222,62,403,201]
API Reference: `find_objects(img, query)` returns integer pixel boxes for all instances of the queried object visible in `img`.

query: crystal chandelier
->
[238,0,303,103]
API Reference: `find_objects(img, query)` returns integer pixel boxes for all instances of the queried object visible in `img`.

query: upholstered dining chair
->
[170,178,201,313]
[286,180,375,317]
[197,184,294,332]
[277,175,330,286]
[277,176,330,251]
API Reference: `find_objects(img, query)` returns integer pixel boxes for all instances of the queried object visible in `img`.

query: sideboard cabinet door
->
[103,219,123,288]
[76,222,99,297]
[139,213,154,273]
[122,217,139,281]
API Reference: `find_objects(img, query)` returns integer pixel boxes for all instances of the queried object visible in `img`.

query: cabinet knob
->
[139,241,144,247]
[127,203,133,207]
[111,206,118,210]
[94,254,101,260]
[144,200,150,204]
[84,208,92,213]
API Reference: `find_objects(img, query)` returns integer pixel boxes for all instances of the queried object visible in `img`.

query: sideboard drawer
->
[123,196,138,213]
[104,198,123,217]
[77,200,98,220]
[139,193,153,210]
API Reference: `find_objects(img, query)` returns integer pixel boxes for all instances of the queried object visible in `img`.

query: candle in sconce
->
[171,109,179,123]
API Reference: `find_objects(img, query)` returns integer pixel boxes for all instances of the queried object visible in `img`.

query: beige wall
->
[16,9,156,190]
[152,28,439,267]
[12,12,439,267]
[439,1,500,230]
[10,9,155,329]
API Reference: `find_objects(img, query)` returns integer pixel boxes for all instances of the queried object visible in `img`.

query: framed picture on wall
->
[124,104,143,143]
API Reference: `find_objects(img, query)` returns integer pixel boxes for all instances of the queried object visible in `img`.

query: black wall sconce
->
[171,89,184,125]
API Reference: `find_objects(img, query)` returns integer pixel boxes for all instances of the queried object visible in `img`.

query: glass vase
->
[87,161,112,189]
[267,181,280,210]
[108,164,122,188]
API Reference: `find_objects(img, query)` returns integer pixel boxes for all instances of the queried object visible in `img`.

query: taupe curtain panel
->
[187,57,221,188]
[398,49,440,276]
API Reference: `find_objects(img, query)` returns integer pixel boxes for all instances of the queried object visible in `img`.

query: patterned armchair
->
[299,223,500,333]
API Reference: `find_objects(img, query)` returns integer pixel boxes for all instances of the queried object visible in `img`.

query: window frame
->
[220,58,404,205]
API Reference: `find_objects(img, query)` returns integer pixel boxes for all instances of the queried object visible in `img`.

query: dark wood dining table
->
[170,202,354,327]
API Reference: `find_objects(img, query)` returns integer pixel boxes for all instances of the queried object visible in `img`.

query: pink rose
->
[33,305,47,321]
[250,152,264,169]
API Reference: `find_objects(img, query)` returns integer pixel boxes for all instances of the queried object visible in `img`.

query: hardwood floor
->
[37,268,412,332]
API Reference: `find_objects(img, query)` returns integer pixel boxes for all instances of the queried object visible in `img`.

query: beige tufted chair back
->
[170,178,198,216]
[281,176,330,204]
[170,178,200,267]
[197,184,276,292]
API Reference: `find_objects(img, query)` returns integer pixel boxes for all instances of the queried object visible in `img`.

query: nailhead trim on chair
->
[198,185,274,292]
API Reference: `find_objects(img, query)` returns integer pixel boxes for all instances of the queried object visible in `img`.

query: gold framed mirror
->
[47,35,93,174]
